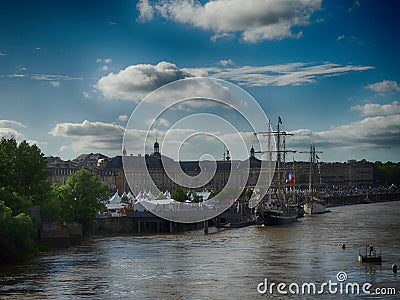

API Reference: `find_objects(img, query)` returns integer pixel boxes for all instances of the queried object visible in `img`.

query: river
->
[1,201,400,299]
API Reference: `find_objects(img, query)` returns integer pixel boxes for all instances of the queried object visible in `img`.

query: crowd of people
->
[322,184,399,197]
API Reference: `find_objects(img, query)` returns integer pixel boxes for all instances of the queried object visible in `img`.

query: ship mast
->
[254,117,296,192]
[299,144,323,194]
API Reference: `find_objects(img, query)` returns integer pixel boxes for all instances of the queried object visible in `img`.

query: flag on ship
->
[287,171,295,185]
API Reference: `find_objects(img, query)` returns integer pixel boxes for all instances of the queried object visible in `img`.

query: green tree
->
[0,138,50,262]
[171,187,187,202]
[40,185,63,222]
[57,169,108,233]
[0,138,51,215]
[0,200,36,262]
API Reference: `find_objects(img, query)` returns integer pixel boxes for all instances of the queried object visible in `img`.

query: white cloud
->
[50,120,124,137]
[97,58,112,71]
[137,0,154,22]
[206,62,374,87]
[0,120,26,140]
[31,74,82,81]
[0,120,26,129]
[289,114,400,157]
[96,61,198,101]
[351,101,400,117]
[348,0,360,13]
[50,81,60,87]
[336,34,345,41]
[365,80,400,94]
[8,74,26,78]
[0,128,21,139]
[50,120,126,154]
[314,115,400,148]
[26,140,48,147]
[145,118,170,127]
[0,52,6,56]
[96,61,373,102]
[83,91,91,99]
[219,59,235,66]
[118,114,128,122]
[59,145,70,152]
[139,0,322,42]
[6,73,82,82]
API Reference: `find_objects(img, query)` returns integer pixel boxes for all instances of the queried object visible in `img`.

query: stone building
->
[47,141,373,194]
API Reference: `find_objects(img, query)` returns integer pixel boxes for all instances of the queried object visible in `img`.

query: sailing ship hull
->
[258,210,297,225]
[304,202,328,214]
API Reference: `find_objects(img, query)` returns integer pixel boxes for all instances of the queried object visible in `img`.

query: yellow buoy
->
[392,264,398,274]
[341,243,346,249]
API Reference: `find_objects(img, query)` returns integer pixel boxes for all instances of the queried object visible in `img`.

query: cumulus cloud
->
[290,114,400,158]
[351,101,400,117]
[219,59,235,66]
[0,120,26,139]
[365,80,400,94]
[0,120,26,129]
[59,145,70,152]
[145,117,170,127]
[50,120,124,137]
[50,120,126,154]
[50,81,60,87]
[96,61,373,102]
[313,115,400,148]
[137,0,154,22]
[118,114,129,122]
[97,58,112,72]
[138,0,322,42]
[96,61,199,101]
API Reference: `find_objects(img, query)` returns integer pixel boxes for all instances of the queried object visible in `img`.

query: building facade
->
[47,142,374,194]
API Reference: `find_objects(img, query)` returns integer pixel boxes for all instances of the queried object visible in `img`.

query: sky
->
[1,0,400,163]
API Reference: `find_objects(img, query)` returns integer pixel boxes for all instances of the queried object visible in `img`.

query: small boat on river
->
[216,219,257,229]
[358,245,382,263]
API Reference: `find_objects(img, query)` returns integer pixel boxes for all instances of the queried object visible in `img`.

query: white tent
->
[108,191,121,204]
[197,192,211,201]
[127,191,135,200]
[134,198,179,212]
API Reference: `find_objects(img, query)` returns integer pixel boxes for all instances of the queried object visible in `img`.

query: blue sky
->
[1,0,399,162]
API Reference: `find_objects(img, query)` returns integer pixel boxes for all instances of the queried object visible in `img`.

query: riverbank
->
[96,211,210,234]
[326,192,400,206]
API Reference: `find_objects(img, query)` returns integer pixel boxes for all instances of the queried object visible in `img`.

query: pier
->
[94,192,400,235]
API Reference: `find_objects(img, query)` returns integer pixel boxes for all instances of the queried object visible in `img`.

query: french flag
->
[288,171,295,185]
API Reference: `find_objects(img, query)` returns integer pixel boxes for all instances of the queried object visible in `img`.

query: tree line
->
[0,138,109,263]
[357,159,400,185]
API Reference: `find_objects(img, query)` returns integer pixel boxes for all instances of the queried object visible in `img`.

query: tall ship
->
[255,117,299,225]
[303,144,329,214]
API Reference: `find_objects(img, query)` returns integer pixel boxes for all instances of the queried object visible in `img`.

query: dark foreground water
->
[1,201,400,299]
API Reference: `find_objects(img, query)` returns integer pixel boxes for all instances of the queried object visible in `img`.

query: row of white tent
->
[105,190,211,212]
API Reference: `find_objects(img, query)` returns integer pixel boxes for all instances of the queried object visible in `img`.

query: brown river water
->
[1,201,400,299]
